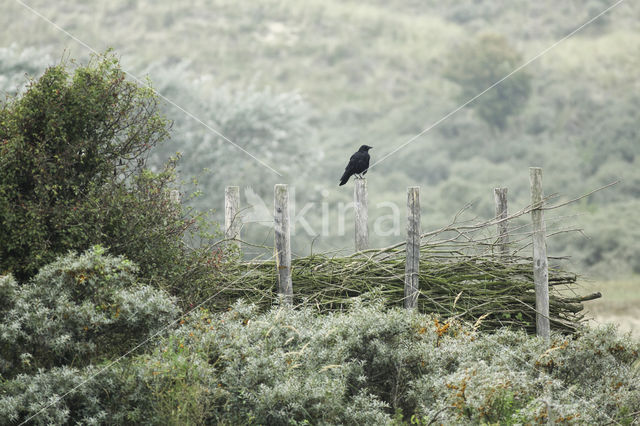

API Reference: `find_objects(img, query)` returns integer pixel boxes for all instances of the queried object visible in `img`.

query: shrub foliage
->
[0,247,178,380]
[0,52,200,284]
[3,296,638,425]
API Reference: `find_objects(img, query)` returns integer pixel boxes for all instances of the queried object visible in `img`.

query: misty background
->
[2,0,639,279]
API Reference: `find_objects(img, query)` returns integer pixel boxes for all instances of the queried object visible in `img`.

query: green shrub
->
[0,246,179,379]
[0,366,110,425]
[0,52,212,288]
[3,299,638,424]
[128,301,394,425]
[126,300,639,424]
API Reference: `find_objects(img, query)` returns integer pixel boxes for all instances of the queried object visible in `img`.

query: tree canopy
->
[0,53,193,283]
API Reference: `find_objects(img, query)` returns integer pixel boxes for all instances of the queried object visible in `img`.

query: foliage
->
[1,2,639,423]
[0,247,179,379]
[2,1,640,276]
[119,302,640,424]
[6,301,637,424]
[0,52,214,288]
[445,33,532,130]
[0,366,113,425]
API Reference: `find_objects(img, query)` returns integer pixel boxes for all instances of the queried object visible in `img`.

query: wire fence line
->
[220,173,615,328]
[18,172,617,424]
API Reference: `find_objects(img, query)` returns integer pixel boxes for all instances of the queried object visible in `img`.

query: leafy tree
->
[445,33,532,130]
[0,52,209,286]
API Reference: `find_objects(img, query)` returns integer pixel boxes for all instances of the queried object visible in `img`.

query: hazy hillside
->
[2,0,640,276]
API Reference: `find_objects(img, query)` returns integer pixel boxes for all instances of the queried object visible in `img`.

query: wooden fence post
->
[530,168,550,341]
[354,178,368,251]
[274,184,293,305]
[225,186,241,250]
[404,187,420,309]
[494,187,509,257]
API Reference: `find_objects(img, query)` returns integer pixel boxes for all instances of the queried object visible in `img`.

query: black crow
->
[339,145,372,186]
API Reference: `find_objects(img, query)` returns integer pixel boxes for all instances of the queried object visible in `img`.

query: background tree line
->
[1,0,639,276]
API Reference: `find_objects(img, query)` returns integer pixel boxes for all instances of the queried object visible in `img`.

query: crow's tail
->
[339,174,349,186]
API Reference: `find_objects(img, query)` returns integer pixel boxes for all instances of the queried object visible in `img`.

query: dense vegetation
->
[0,54,221,302]
[1,2,640,423]
[2,0,639,276]
[3,258,639,424]
[0,54,169,279]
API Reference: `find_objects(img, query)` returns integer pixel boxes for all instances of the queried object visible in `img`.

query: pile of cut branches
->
[205,185,614,333]
[210,250,596,333]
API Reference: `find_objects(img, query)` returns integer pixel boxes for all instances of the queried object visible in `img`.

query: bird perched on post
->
[339,145,373,186]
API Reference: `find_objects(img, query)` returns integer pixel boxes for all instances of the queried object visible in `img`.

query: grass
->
[582,275,640,337]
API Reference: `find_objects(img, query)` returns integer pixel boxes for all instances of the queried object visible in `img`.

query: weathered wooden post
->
[274,184,293,305]
[225,186,241,250]
[404,187,420,309]
[354,178,368,251]
[170,189,181,204]
[530,167,550,341]
[494,187,509,257]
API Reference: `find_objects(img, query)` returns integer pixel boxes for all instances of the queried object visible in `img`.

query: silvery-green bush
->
[0,246,179,378]
[137,300,639,424]
[0,366,108,425]
[2,297,638,424]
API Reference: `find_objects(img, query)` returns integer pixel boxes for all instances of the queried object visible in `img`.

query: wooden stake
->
[404,187,420,309]
[354,178,368,251]
[225,186,241,250]
[274,184,292,304]
[494,187,509,257]
[530,168,550,341]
